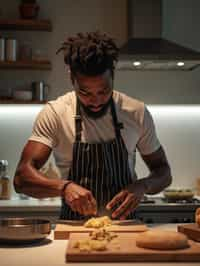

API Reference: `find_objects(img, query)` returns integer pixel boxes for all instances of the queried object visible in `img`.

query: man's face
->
[72,70,113,114]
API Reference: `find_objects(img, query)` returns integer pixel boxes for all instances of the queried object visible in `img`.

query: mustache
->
[88,105,103,109]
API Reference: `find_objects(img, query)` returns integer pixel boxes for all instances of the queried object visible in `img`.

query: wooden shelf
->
[0,100,46,104]
[0,60,52,70]
[0,19,52,31]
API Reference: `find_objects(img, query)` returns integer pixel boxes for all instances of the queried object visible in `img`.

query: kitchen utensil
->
[54,220,147,240]
[66,232,200,262]
[6,39,18,61]
[96,205,113,218]
[0,217,51,244]
[178,223,200,242]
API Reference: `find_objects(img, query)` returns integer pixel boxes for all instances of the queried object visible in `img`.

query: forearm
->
[14,177,66,198]
[139,164,172,195]
[14,164,68,198]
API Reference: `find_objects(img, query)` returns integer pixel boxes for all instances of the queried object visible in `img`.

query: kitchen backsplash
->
[0,104,200,199]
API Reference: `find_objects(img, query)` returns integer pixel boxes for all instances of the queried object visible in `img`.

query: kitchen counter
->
[0,223,199,266]
[0,198,61,212]
[1,196,200,224]
[0,199,61,223]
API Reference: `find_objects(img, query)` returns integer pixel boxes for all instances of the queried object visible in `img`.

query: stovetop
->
[140,196,200,205]
[136,196,200,223]
[138,196,200,213]
[162,197,200,204]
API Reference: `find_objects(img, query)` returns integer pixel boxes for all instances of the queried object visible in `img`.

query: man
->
[14,31,172,220]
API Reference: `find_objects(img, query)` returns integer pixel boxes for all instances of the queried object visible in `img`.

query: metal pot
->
[31,81,49,101]
[0,217,51,244]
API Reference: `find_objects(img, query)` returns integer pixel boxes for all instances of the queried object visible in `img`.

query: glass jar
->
[6,39,18,61]
[0,160,11,200]
[0,37,5,61]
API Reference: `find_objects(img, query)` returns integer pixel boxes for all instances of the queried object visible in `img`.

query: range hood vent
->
[117,0,200,70]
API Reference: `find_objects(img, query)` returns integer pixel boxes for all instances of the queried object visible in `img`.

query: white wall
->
[0,105,43,197]
[136,105,200,190]
[1,104,200,197]
[1,1,200,196]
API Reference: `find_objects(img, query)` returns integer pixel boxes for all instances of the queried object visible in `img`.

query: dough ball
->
[135,229,189,250]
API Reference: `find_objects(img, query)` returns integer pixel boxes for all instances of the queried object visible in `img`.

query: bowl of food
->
[163,189,194,200]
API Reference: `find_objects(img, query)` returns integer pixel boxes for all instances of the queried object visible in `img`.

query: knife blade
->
[56,218,144,226]
[95,206,113,218]
[56,219,85,225]
[111,219,144,225]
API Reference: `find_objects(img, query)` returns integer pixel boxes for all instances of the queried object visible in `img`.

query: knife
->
[95,206,113,218]
[56,219,85,225]
[56,218,144,226]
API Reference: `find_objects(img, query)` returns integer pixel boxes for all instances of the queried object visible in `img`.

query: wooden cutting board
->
[66,232,200,262]
[177,223,200,242]
[54,222,148,240]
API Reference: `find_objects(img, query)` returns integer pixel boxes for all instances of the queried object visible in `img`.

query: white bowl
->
[13,90,32,101]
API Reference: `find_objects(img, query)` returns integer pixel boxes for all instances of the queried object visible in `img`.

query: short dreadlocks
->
[56,31,119,77]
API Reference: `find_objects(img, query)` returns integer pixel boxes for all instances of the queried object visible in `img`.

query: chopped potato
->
[73,223,119,252]
[73,238,107,251]
[84,216,112,228]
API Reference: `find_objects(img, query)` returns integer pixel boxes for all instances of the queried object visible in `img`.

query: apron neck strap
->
[75,97,82,141]
[110,98,124,138]
[75,97,123,141]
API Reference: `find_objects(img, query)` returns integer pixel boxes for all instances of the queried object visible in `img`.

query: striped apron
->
[60,97,135,220]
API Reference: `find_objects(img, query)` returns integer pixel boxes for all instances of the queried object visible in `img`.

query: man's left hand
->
[106,180,146,220]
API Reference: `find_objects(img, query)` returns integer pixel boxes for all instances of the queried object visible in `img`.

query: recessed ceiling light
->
[133,61,141,66]
[177,62,185,66]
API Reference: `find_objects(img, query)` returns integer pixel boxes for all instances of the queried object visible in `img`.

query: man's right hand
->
[63,182,97,216]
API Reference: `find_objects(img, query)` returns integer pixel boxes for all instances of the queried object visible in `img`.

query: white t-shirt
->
[29,90,160,178]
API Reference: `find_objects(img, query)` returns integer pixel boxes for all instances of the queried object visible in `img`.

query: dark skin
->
[14,70,172,219]
[14,141,97,216]
[106,146,172,219]
[14,141,171,219]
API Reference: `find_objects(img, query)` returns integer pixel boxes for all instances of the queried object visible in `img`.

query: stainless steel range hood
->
[117,0,200,70]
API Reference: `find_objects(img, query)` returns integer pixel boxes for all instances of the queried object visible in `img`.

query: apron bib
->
[60,97,135,220]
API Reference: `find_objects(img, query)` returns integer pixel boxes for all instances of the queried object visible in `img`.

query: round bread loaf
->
[195,208,200,226]
[135,229,189,250]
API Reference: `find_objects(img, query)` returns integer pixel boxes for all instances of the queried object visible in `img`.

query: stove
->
[162,198,200,204]
[135,196,200,224]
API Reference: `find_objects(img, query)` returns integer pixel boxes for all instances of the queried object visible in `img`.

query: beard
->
[78,96,113,119]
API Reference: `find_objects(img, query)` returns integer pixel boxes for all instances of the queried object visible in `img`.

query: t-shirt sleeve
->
[29,103,59,148]
[136,106,160,155]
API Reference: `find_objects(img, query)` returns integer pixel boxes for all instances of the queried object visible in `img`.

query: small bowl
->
[13,90,33,101]
[164,189,194,200]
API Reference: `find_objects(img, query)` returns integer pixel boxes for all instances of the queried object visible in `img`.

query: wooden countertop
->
[0,224,198,266]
